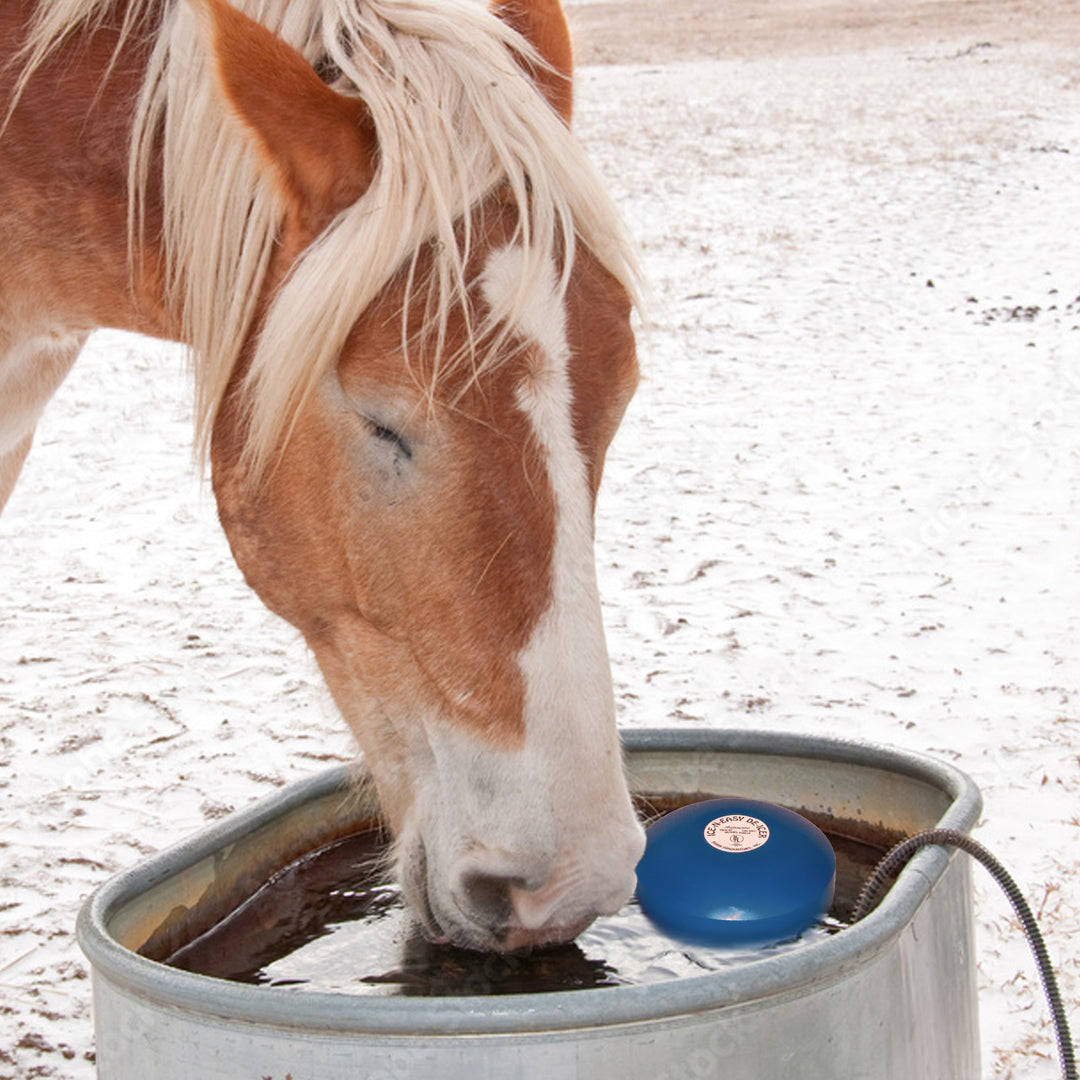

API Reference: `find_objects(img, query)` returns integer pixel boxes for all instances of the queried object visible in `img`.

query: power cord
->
[852,828,1076,1080]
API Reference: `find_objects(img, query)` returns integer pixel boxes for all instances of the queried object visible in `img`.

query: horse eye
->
[365,417,412,461]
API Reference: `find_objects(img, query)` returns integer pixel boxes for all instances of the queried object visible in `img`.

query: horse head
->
[195,0,644,952]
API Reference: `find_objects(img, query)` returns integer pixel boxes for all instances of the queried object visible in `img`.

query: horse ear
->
[491,0,574,124]
[187,0,377,231]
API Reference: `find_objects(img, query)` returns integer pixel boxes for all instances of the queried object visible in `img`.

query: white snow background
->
[1,2,1078,1076]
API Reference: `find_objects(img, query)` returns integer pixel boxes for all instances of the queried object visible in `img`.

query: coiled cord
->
[852,828,1076,1080]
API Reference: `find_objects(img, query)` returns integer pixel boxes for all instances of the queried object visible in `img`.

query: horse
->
[0,0,646,952]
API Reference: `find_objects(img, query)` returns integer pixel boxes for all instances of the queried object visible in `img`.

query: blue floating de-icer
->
[635,796,836,947]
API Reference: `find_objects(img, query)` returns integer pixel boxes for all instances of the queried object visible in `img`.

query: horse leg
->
[0,332,87,512]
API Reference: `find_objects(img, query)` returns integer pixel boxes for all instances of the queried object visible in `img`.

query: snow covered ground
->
[2,1,1078,1076]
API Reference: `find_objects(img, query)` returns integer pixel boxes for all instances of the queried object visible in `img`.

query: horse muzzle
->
[405,831,643,953]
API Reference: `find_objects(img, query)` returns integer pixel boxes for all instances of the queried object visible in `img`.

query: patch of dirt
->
[568,0,1080,65]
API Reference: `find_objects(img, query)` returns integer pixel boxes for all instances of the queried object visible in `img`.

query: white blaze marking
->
[480,243,605,717]
[476,244,636,925]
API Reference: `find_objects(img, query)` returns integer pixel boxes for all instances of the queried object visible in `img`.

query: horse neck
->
[0,3,174,341]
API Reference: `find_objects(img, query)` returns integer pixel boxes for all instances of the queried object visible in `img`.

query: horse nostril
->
[460,870,516,930]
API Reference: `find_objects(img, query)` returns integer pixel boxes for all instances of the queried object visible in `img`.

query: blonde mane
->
[20,0,641,479]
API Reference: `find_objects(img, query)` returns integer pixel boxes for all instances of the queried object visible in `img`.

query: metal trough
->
[78,728,982,1079]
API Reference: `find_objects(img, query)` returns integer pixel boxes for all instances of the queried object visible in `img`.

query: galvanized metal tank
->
[78,728,982,1079]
